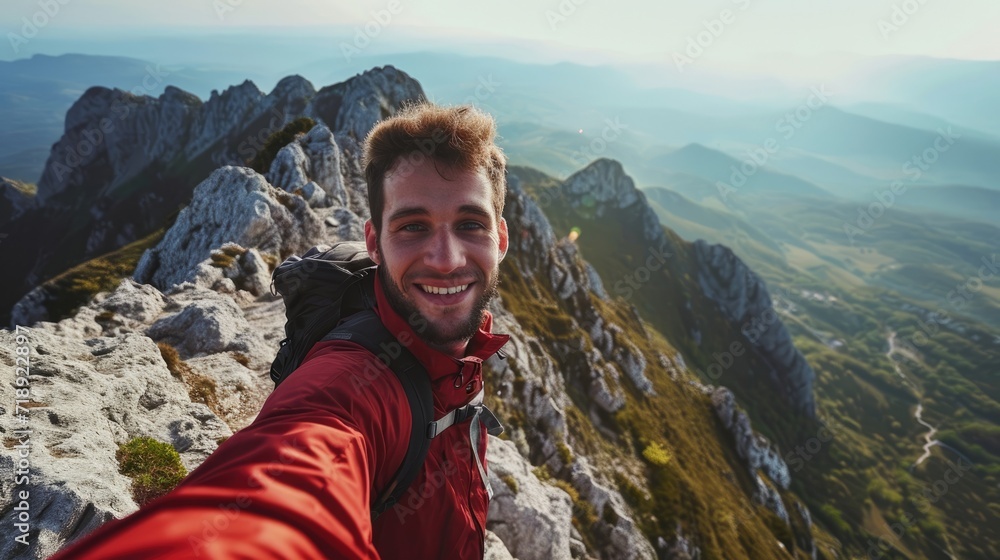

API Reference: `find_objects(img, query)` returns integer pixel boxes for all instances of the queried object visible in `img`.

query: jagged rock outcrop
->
[711,387,791,491]
[492,174,659,560]
[268,124,349,209]
[695,241,817,418]
[711,386,808,535]
[487,438,575,560]
[308,65,424,142]
[557,159,816,419]
[133,166,322,291]
[146,287,264,358]
[562,159,665,244]
[2,66,425,326]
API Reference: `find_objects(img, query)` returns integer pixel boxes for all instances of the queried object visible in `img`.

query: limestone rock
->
[133,166,322,291]
[487,437,574,560]
[267,124,348,209]
[0,323,231,559]
[485,531,517,560]
[711,387,791,490]
[146,285,265,359]
[694,241,816,418]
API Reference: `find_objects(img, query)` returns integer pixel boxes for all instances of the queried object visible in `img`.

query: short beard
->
[376,246,500,347]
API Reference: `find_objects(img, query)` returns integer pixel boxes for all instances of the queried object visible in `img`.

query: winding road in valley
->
[885,331,941,469]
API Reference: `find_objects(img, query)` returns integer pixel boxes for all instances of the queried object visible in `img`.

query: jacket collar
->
[372,271,510,382]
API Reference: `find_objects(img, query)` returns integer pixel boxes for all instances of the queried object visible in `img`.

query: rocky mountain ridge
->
[0,66,422,326]
[552,158,816,419]
[2,68,828,559]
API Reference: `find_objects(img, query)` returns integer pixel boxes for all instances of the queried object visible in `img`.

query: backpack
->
[268,241,502,519]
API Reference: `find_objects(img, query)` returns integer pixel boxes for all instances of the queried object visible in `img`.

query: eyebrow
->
[387,204,493,223]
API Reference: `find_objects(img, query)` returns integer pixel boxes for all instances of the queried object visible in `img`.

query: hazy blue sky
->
[3,0,998,66]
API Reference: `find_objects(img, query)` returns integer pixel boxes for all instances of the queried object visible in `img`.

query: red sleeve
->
[50,342,409,560]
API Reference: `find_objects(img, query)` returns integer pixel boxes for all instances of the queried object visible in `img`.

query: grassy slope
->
[490,225,831,559]
[509,164,1000,559]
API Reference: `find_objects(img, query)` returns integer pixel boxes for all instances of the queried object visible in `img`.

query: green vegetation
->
[500,474,519,494]
[157,342,222,415]
[652,187,1000,558]
[40,226,166,322]
[494,177,826,559]
[116,437,187,506]
[210,244,247,269]
[641,442,672,467]
[248,117,316,173]
[507,164,1000,559]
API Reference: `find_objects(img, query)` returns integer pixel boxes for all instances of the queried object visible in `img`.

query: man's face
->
[364,157,508,353]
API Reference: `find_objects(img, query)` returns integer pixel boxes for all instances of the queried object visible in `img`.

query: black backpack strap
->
[325,310,435,520]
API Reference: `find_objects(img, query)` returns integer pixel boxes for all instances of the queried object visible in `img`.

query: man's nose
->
[424,229,466,273]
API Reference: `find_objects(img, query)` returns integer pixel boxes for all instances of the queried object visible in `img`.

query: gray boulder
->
[133,166,322,291]
[487,437,574,560]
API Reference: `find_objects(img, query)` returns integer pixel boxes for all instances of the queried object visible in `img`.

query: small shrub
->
[261,252,279,271]
[210,251,237,269]
[642,442,672,467]
[533,465,551,481]
[157,342,191,379]
[248,117,316,173]
[556,442,574,466]
[116,437,187,506]
[187,372,221,415]
[157,343,221,415]
[232,352,251,367]
[501,474,519,494]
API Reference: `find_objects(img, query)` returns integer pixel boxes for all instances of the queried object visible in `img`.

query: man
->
[51,103,511,559]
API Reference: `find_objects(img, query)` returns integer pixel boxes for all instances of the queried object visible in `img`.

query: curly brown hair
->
[363,103,506,234]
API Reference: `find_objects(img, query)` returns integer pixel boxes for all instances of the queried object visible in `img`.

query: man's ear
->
[497,217,509,262]
[364,219,381,264]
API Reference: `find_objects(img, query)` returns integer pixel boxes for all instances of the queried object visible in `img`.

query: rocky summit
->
[1,67,829,560]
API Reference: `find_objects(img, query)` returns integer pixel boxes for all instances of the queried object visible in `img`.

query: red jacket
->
[52,276,510,559]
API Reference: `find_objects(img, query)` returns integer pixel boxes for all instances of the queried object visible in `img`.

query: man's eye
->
[459,222,486,230]
[401,224,425,232]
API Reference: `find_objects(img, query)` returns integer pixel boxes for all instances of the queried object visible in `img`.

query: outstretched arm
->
[51,342,408,560]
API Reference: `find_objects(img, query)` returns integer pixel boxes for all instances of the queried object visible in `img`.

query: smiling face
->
[365,156,508,357]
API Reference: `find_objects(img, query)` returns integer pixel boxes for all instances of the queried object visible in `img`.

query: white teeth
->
[420,283,469,295]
